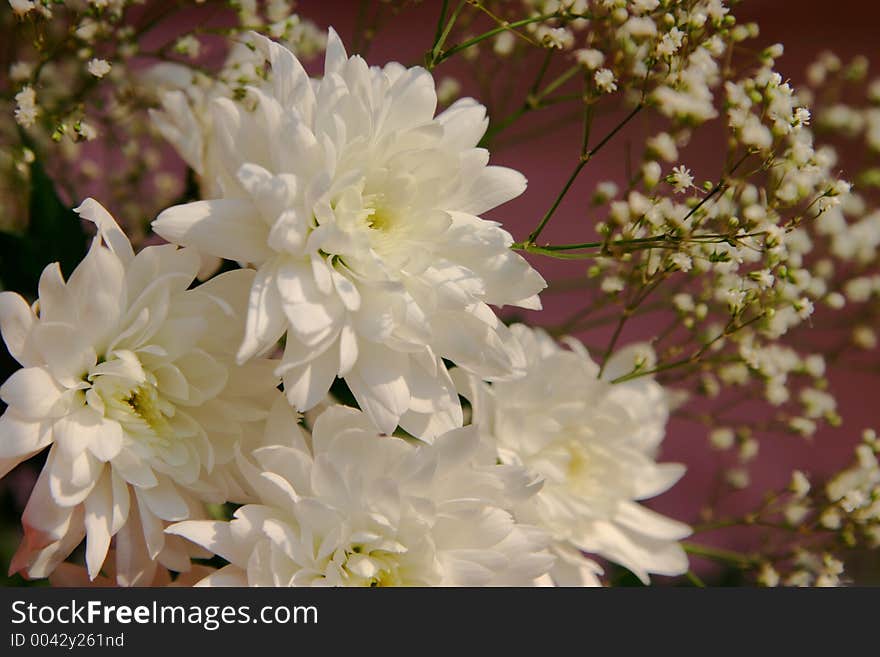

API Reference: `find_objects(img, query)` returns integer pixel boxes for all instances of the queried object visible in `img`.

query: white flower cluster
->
[570,44,865,481]
[0,29,689,587]
[456,326,690,585]
[0,200,281,583]
[748,429,879,587]
[1,0,326,237]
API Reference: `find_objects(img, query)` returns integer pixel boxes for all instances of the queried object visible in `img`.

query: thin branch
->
[527,102,644,244]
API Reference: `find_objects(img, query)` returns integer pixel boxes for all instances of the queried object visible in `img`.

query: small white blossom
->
[726,467,750,489]
[174,35,202,59]
[494,30,516,56]
[9,61,33,82]
[594,68,618,94]
[601,275,625,294]
[575,48,604,70]
[14,85,38,128]
[669,165,694,193]
[790,470,811,498]
[647,132,678,162]
[757,563,780,587]
[77,121,98,141]
[671,252,693,271]
[642,160,662,188]
[631,0,659,13]
[709,427,735,450]
[853,325,878,350]
[785,502,810,525]
[87,58,112,78]
[537,26,574,50]
[437,77,461,105]
[655,27,684,58]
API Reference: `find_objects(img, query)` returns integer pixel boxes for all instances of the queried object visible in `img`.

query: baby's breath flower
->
[790,470,811,498]
[14,85,38,128]
[726,467,750,489]
[174,35,202,59]
[757,563,780,587]
[76,121,98,141]
[494,30,516,56]
[709,427,735,450]
[437,76,461,105]
[87,58,111,78]
[575,48,604,69]
[594,68,618,94]
[9,61,33,82]
[669,165,694,193]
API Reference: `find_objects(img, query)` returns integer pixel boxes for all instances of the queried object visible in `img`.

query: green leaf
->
[0,157,88,297]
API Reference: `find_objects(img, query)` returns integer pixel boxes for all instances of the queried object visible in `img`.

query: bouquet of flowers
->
[0,0,877,587]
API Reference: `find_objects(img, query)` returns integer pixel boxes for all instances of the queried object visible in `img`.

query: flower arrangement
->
[0,0,877,587]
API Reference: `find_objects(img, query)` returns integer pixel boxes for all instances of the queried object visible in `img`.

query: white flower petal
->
[111,449,158,489]
[83,468,114,579]
[450,165,527,215]
[632,463,686,500]
[346,346,410,435]
[237,259,288,363]
[74,198,134,264]
[153,199,272,264]
[0,291,38,366]
[282,344,339,411]
[114,500,160,586]
[0,367,67,418]
[65,239,127,348]
[32,322,96,388]
[436,97,489,151]
[48,447,103,507]
[614,500,692,541]
[36,262,72,324]
[0,410,51,460]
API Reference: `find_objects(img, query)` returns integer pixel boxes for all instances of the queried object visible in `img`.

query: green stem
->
[433,13,558,66]
[682,542,757,567]
[426,0,466,69]
[540,65,582,98]
[432,0,450,49]
[526,102,643,244]
[686,570,707,587]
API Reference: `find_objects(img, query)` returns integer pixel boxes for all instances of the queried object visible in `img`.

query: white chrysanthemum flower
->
[168,405,554,586]
[146,37,277,280]
[0,199,281,584]
[454,324,691,585]
[152,29,546,439]
[147,38,270,199]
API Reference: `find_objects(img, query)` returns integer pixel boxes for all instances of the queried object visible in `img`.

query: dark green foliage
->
[0,157,88,298]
